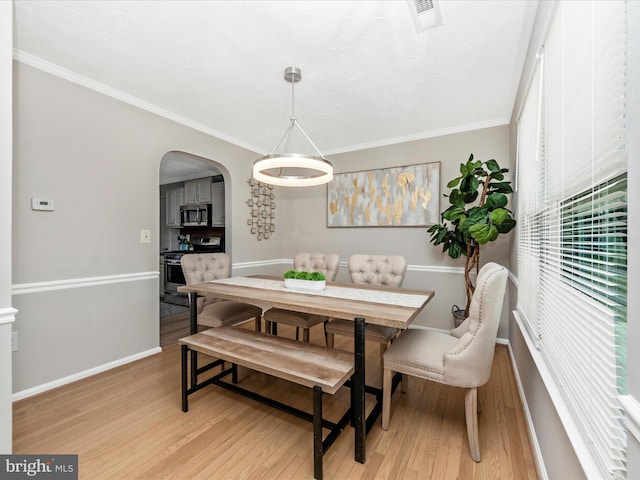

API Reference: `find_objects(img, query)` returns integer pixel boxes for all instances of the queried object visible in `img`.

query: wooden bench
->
[179,326,355,480]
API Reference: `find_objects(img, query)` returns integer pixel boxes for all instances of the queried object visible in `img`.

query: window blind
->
[516,1,628,477]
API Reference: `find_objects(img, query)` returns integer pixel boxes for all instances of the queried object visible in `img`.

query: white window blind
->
[516,1,628,478]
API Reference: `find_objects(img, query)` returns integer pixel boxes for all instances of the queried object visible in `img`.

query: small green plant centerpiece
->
[283,270,327,291]
[427,154,516,323]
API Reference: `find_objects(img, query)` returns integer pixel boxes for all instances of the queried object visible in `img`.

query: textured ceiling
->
[12,0,537,157]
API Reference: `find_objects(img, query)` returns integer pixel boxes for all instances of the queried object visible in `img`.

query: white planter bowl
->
[284,278,326,292]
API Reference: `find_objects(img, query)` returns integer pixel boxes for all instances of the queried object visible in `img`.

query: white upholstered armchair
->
[180,253,263,331]
[381,262,508,462]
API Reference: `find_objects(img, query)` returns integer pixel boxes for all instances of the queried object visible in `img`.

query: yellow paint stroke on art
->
[382,204,392,225]
[394,197,403,224]
[410,186,419,211]
[350,178,360,225]
[398,172,415,196]
[368,173,376,198]
[422,189,432,209]
[382,175,391,200]
[329,200,338,215]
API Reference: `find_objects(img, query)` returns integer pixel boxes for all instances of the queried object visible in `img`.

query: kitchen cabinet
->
[166,187,184,227]
[211,182,225,225]
[184,178,212,204]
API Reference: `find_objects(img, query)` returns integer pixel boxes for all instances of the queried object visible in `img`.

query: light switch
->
[140,229,151,243]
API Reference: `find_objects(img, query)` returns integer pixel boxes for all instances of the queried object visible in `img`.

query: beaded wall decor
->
[247,179,275,240]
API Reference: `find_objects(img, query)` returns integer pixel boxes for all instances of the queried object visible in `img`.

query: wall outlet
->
[140,229,151,243]
[11,331,18,352]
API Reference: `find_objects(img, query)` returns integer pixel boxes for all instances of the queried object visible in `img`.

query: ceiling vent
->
[407,0,443,33]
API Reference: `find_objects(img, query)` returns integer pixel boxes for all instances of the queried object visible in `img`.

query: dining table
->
[178,275,435,465]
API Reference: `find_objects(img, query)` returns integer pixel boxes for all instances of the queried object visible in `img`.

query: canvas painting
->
[327,162,440,227]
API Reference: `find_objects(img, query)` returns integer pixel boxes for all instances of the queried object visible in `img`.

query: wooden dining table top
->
[178,275,435,329]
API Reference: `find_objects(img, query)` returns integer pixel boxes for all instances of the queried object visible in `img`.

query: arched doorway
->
[158,151,227,345]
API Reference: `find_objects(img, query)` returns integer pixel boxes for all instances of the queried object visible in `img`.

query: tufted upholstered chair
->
[181,253,263,331]
[263,253,340,343]
[381,262,508,462]
[325,255,407,382]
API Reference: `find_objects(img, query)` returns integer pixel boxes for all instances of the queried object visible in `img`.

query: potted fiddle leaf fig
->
[427,154,516,325]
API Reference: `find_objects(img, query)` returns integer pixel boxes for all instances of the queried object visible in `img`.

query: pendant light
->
[252,67,333,187]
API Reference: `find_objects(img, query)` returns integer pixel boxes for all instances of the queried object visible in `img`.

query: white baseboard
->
[507,341,548,480]
[12,347,162,402]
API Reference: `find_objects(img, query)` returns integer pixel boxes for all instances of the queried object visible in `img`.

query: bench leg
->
[181,344,189,412]
[232,363,238,384]
[354,317,366,464]
[313,385,323,480]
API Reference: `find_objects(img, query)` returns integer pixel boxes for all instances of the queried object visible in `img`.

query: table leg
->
[181,344,188,412]
[354,316,366,464]
[188,292,198,334]
[189,292,198,386]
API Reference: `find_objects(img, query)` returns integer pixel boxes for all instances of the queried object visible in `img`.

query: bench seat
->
[179,326,354,479]
[180,326,353,394]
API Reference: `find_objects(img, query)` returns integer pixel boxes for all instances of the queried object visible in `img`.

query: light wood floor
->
[13,317,539,479]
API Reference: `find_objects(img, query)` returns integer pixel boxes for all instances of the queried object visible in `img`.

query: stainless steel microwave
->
[180,203,212,227]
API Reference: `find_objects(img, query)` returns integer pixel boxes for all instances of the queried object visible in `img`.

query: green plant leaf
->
[486,193,508,209]
[448,242,464,259]
[460,175,479,194]
[447,177,461,188]
[490,207,510,225]
[467,206,487,222]
[488,182,514,194]
[443,206,465,221]
[449,189,465,207]
[496,218,516,233]
[469,223,498,244]
[485,159,500,172]
[308,271,326,281]
[283,269,298,279]
[463,190,479,204]
[460,163,469,176]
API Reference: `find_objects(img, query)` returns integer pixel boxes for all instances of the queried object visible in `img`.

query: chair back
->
[181,253,232,284]
[348,255,407,287]
[293,253,340,281]
[443,262,508,387]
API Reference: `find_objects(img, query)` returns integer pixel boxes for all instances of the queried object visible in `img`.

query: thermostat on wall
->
[31,197,55,211]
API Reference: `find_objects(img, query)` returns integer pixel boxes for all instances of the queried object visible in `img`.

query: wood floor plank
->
[13,323,539,479]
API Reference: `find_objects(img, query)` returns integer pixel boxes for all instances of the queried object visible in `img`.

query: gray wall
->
[277,125,514,333]
[11,61,270,394]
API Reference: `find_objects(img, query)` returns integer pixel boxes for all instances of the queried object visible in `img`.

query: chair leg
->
[379,343,388,386]
[326,332,334,348]
[303,327,310,343]
[465,387,481,462]
[295,327,300,341]
[254,316,261,332]
[381,367,393,430]
[400,374,408,393]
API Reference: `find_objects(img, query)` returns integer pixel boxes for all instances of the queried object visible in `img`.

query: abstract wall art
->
[327,162,440,227]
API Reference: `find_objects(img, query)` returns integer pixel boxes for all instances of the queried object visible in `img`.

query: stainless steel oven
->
[163,253,189,306]
[162,237,224,306]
